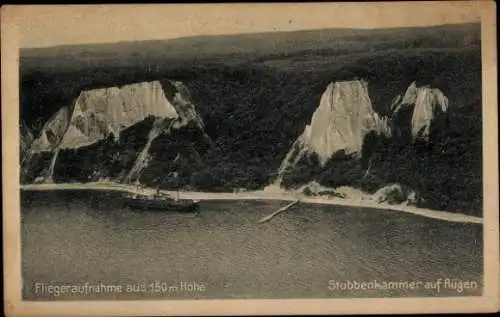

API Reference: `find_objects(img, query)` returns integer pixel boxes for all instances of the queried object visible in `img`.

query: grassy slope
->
[20,23,482,215]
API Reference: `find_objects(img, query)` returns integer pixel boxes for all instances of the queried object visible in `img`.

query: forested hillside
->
[20,23,482,215]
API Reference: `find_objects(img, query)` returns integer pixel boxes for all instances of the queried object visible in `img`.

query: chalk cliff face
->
[24,80,211,183]
[391,81,449,142]
[273,79,455,210]
[276,80,390,184]
[30,107,73,153]
[31,81,179,152]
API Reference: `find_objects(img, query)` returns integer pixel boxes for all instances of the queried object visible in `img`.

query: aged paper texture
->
[2,2,499,316]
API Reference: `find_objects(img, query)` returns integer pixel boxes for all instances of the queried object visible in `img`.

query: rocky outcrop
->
[275,80,390,185]
[373,184,419,205]
[30,107,73,153]
[168,81,207,132]
[25,80,211,184]
[298,181,346,198]
[298,182,419,206]
[391,81,449,142]
[20,120,33,162]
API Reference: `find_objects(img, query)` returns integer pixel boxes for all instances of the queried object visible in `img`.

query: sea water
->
[21,189,483,300]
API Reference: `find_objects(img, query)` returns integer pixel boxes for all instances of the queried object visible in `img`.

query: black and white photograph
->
[3,2,499,316]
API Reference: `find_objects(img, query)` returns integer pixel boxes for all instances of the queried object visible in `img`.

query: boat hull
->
[120,197,200,212]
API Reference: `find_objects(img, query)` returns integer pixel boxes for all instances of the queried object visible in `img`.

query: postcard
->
[2,2,498,315]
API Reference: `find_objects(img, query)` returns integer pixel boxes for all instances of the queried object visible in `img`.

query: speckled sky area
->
[10,3,481,48]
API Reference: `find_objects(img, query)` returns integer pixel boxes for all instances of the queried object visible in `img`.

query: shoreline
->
[20,182,483,225]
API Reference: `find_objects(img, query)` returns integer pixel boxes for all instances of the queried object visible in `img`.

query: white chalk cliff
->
[276,80,390,184]
[391,81,449,141]
[28,80,210,182]
[31,81,179,152]
[123,80,211,183]
[30,106,73,153]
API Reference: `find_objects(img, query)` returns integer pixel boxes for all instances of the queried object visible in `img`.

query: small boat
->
[120,192,200,212]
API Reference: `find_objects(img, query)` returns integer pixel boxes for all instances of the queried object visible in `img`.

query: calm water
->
[21,190,483,300]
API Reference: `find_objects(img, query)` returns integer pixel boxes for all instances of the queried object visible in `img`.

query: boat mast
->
[176,172,180,200]
[169,171,180,200]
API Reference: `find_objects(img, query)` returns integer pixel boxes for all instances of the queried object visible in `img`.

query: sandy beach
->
[20,182,483,225]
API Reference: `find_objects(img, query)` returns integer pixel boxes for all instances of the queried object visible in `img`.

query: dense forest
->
[20,23,482,215]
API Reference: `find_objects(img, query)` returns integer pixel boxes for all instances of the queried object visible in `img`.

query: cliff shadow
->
[51,117,157,183]
[139,122,212,189]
